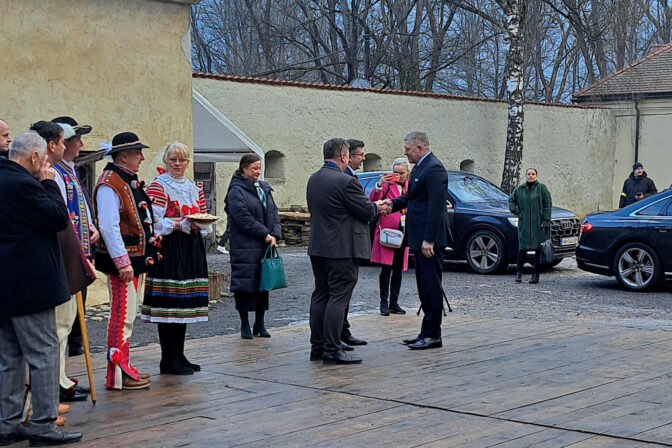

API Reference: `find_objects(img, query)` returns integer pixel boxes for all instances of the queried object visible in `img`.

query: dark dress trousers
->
[0,157,70,436]
[307,164,377,355]
[391,152,448,339]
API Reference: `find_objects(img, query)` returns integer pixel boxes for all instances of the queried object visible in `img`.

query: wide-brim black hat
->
[51,116,92,137]
[107,132,150,155]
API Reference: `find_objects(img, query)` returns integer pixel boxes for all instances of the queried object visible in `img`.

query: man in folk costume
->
[48,119,99,404]
[51,116,98,358]
[95,132,158,390]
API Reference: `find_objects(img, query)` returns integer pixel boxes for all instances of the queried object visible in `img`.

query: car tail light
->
[581,222,593,232]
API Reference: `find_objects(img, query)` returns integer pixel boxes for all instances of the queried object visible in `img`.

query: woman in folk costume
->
[142,142,212,375]
[369,157,410,316]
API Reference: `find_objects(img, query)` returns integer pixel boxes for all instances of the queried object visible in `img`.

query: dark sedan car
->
[576,189,672,291]
[358,170,580,274]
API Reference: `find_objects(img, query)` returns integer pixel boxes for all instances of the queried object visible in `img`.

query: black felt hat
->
[107,132,150,155]
[51,116,92,137]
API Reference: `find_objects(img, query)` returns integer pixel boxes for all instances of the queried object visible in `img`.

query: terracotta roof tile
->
[193,72,599,109]
[574,43,672,100]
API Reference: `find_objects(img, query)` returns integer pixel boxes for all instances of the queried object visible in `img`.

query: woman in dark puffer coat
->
[225,154,281,339]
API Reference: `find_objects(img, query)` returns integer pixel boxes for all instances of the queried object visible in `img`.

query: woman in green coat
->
[508,168,552,284]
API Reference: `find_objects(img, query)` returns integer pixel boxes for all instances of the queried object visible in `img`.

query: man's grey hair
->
[323,137,349,160]
[9,131,47,160]
[404,131,430,149]
[391,157,411,171]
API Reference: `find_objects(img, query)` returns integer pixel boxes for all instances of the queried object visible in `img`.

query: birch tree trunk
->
[497,0,526,194]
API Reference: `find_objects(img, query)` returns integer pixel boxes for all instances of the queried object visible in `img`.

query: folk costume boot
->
[380,300,390,316]
[239,311,253,340]
[253,310,271,338]
[529,273,540,284]
[158,324,193,375]
[175,323,200,372]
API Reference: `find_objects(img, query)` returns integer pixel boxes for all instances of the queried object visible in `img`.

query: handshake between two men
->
[372,199,435,258]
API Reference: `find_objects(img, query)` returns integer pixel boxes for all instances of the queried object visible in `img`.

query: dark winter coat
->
[619,171,657,208]
[0,157,71,319]
[509,181,552,250]
[225,175,281,293]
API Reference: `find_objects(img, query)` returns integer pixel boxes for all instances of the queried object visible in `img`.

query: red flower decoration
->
[165,200,180,218]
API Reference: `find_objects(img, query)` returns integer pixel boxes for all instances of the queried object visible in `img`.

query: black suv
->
[358,170,580,274]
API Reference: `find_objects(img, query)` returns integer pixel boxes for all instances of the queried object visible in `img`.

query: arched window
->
[460,159,475,173]
[363,153,383,172]
[265,150,285,180]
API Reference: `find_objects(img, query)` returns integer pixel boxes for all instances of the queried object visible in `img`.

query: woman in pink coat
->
[369,157,411,316]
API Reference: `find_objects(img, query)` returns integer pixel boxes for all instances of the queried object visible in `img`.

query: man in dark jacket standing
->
[307,138,377,365]
[619,162,657,208]
[381,131,448,350]
[0,131,82,446]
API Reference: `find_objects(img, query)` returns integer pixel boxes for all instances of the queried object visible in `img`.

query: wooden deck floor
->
[54,313,672,447]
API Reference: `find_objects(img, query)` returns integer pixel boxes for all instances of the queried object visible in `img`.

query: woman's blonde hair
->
[162,141,190,165]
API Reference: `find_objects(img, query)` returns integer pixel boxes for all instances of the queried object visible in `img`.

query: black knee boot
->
[253,309,270,338]
[175,324,200,372]
[239,311,253,339]
[159,324,193,375]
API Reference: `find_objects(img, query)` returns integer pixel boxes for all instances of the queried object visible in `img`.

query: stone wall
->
[194,77,617,220]
[0,0,196,183]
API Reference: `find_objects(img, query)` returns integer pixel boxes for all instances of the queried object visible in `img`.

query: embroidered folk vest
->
[94,163,156,276]
[53,161,93,258]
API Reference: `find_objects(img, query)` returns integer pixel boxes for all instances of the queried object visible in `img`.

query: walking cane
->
[76,291,96,405]
[416,287,453,317]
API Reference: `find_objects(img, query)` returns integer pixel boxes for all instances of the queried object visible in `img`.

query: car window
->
[449,175,509,202]
[636,198,670,216]
[664,201,672,216]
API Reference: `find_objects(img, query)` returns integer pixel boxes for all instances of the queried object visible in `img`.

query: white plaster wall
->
[194,78,616,219]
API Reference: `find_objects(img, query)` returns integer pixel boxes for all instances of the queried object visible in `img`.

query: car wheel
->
[465,230,506,274]
[613,242,662,292]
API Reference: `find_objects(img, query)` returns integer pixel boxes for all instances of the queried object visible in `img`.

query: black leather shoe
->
[0,428,27,446]
[408,337,442,350]
[529,273,539,284]
[74,385,90,394]
[401,336,422,345]
[160,358,194,375]
[310,350,323,361]
[380,301,390,316]
[515,272,522,283]
[323,351,362,365]
[28,429,82,446]
[341,342,354,351]
[341,335,367,346]
[389,303,406,314]
[59,386,87,402]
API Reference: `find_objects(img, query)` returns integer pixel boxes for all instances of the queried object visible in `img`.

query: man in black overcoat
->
[0,131,82,445]
[307,138,377,365]
[381,131,448,350]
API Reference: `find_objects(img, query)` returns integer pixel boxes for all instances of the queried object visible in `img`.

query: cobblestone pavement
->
[81,247,672,354]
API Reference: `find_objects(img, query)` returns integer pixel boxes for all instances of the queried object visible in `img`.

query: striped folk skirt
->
[142,231,209,324]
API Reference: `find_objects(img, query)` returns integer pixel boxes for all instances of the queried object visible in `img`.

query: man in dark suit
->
[0,131,83,445]
[381,131,448,350]
[337,138,368,348]
[307,138,377,364]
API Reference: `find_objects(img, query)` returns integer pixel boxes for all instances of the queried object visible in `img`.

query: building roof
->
[573,43,672,102]
[193,72,598,109]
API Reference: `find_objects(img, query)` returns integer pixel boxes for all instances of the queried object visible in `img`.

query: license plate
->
[560,236,578,246]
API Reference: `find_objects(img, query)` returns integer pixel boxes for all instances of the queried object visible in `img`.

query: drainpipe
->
[634,99,641,164]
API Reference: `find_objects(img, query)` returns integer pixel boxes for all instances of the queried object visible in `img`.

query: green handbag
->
[259,245,287,292]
